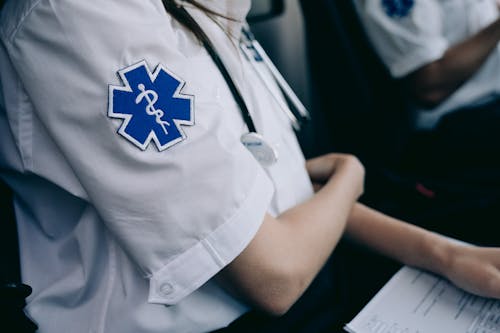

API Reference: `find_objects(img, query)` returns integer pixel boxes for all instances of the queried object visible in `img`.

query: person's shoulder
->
[0,0,77,44]
[0,0,131,44]
[0,0,39,42]
[1,0,177,45]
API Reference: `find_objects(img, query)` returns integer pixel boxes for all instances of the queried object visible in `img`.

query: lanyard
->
[162,2,308,165]
[240,27,310,130]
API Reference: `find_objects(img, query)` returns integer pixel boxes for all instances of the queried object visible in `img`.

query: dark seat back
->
[299,0,500,247]
[0,179,20,284]
[0,178,38,332]
[299,0,412,165]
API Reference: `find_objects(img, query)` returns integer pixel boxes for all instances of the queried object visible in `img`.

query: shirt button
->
[159,283,174,296]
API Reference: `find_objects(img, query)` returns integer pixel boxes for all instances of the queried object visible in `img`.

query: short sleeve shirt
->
[0,0,313,332]
[354,0,500,129]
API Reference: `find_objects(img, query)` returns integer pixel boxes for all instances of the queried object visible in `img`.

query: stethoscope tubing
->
[163,2,309,135]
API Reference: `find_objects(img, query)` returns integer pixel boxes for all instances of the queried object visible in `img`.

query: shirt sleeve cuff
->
[389,38,448,78]
[147,169,274,305]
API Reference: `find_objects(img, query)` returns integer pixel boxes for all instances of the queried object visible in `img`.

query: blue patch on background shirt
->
[108,61,194,151]
[381,0,415,18]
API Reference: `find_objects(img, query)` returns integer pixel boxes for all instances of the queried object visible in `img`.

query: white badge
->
[240,132,278,167]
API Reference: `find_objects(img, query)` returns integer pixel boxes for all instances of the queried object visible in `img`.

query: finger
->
[483,267,500,299]
[312,182,323,193]
[306,155,337,181]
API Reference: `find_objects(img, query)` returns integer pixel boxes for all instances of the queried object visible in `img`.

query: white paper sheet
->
[345,266,500,333]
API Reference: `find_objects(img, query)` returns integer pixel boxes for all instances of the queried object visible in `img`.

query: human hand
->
[306,153,365,196]
[443,244,500,299]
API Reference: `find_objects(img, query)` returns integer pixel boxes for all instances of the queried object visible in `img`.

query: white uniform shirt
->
[354,0,500,129]
[0,0,313,332]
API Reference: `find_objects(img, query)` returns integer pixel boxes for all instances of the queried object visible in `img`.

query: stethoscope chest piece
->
[240,132,278,167]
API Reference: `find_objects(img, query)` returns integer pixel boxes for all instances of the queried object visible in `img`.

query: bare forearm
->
[344,203,500,300]
[276,164,361,278]
[345,203,451,276]
[409,17,500,106]
[223,156,364,314]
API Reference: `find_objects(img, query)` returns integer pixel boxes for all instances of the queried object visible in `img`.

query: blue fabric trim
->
[381,0,415,18]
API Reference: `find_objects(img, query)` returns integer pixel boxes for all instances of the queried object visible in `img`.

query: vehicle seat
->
[0,178,37,332]
[298,0,500,245]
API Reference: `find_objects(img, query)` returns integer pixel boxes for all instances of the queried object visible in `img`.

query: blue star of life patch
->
[108,61,194,151]
[381,0,415,18]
